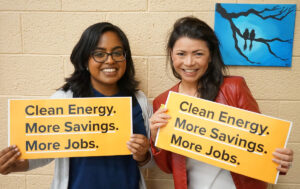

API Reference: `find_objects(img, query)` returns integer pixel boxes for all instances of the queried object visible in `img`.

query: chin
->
[182,77,199,83]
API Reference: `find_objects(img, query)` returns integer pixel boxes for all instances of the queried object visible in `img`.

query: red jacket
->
[151,76,268,189]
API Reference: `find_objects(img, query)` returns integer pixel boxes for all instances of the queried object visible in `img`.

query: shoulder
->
[135,90,147,101]
[50,89,73,99]
[134,90,153,136]
[219,76,248,95]
[219,76,248,99]
[135,90,149,109]
[218,76,259,112]
[221,76,246,88]
[135,90,152,113]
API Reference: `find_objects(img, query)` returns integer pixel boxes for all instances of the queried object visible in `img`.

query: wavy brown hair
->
[61,22,138,100]
[167,16,227,101]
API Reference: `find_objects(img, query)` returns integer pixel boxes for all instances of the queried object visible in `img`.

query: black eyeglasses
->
[91,50,126,63]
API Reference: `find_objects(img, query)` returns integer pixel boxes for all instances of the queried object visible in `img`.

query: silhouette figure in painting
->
[249,29,255,50]
[242,28,249,50]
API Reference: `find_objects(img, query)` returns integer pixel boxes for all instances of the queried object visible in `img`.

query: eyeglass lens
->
[92,51,125,63]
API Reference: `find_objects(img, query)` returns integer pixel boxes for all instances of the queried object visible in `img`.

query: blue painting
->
[214,3,296,67]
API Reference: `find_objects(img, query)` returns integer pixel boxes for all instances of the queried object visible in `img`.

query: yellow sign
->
[9,97,132,159]
[155,92,292,184]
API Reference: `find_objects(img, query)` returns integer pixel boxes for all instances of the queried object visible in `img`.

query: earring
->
[86,67,89,71]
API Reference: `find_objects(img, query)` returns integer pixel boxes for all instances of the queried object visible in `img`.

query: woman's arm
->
[149,99,173,173]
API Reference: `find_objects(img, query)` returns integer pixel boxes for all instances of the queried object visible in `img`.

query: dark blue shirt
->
[68,89,146,189]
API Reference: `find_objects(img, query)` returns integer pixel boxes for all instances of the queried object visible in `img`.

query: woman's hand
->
[127,134,150,165]
[0,145,29,175]
[272,148,293,173]
[149,107,171,143]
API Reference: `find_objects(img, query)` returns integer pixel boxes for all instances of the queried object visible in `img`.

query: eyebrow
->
[192,50,205,53]
[174,49,205,53]
[94,46,123,51]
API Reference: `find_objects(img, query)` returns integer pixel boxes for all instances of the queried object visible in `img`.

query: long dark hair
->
[167,16,227,101]
[61,22,138,99]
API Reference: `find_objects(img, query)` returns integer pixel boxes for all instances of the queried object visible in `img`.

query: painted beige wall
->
[0,0,299,188]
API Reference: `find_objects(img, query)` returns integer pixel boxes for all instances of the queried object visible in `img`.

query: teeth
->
[102,68,117,72]
[184,69,196,73]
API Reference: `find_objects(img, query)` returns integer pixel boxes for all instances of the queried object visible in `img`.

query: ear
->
[85,59,91,71]
[208,52,212,63]
[170,50,174,62]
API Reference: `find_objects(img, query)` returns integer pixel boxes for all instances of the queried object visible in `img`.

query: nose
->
[105,54,114,64]
[183,55,194,66]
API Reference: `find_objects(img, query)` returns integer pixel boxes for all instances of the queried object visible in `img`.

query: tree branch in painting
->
[216,3,295,64]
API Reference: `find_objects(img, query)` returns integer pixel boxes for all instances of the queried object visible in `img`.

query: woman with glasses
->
[149,16,293,189]
[0,22,152,189]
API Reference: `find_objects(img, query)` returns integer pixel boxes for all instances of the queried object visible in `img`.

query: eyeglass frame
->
[90,50,126,63]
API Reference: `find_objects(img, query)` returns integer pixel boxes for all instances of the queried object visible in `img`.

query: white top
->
[186,158,236,189]
[28,89,154,189]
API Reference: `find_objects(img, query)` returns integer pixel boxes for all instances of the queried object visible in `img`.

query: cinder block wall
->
[0,0,299,188]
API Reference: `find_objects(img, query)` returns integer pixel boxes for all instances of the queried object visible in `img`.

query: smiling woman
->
[171,37,210,96]
[0,22,153,189]
[149,16,294,189]
[88,31,127,95]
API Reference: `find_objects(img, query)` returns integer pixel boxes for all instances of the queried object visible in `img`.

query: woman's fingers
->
[149,108,170,127]
[127,134,150,162]
[277,167,289,173]
[129,135,148,147]
[127,143,138,154]
[0,146,12,156]
[155,107,168,114]
[155,111,171,119]
[272,148,293,173]
[272,149,293,162]
[150,112,170,125]
[2,159,28,175]
[127,135,149,152]
[149,108,171,142]
[0,146,16,163]
[128,140,143,152]
[272,158,291,167]
[273,148,293,159]
[0,146,20,174]
[0,146,18,164]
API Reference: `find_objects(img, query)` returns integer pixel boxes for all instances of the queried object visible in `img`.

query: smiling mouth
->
[102,68,118,73]
[183,69,198,73]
